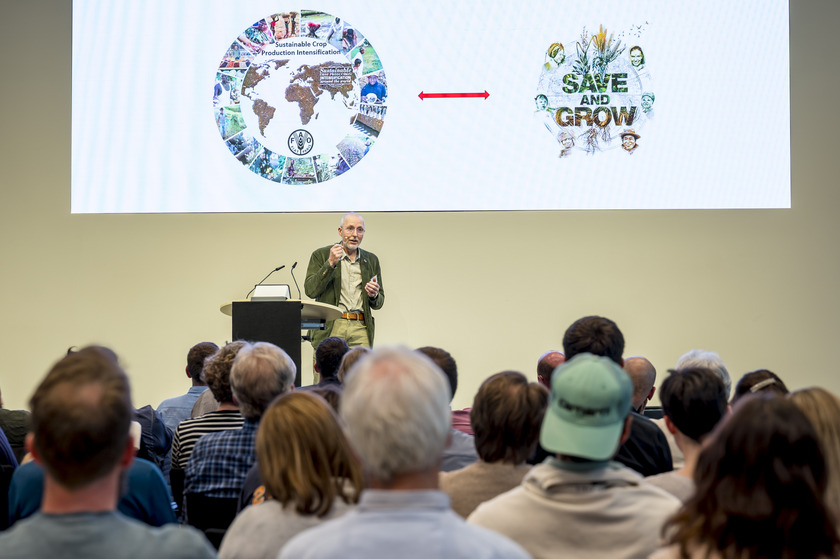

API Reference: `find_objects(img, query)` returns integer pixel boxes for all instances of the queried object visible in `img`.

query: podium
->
[219,300,341,386]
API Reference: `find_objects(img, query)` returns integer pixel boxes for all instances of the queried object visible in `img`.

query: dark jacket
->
[304,245,384,348]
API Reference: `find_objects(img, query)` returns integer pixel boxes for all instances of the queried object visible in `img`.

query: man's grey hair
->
[230,342,296,420]
[676,349,731,400]
[340,346,451,485]
[339,212,364,227]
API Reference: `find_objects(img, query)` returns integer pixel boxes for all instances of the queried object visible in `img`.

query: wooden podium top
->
[219,300,342,321]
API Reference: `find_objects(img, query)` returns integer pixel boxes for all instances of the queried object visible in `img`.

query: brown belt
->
[341,312,365,321]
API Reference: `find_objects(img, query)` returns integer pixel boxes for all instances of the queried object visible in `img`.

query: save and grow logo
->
[535,25,655,158]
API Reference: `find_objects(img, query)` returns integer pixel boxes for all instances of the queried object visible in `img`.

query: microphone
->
[290,261,302,300]
[245,264,285,299]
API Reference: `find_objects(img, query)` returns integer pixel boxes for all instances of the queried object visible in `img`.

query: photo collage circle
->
[213,10,387,185]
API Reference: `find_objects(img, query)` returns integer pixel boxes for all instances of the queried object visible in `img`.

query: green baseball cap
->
[540,353,632,460]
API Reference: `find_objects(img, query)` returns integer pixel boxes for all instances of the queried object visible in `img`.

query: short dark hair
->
[471,371,548,464]
[416,347,457,401]
[30,346,132,489]
[562,316,624,365]
[731,369,789,404]
[315,337,349,380]
[187,342,219,380]
[660,367,727,443]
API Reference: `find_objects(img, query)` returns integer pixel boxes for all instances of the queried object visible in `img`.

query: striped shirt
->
[170,409,244,470]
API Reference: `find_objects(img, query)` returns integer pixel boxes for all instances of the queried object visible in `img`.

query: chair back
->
[184,493,239,549]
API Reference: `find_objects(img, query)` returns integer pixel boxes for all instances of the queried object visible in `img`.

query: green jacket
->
[304,245,384,348]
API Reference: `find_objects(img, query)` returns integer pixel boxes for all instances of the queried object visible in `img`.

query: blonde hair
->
[790,387,840,519]
[257,391,363,517]
[337,346,371,383]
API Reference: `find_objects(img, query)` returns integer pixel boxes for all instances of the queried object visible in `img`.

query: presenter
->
[304,213,384,352]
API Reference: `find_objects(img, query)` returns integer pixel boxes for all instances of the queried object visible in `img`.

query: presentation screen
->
[71,0,790,213]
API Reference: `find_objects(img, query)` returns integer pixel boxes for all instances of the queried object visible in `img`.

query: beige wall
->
[1,1,838,411]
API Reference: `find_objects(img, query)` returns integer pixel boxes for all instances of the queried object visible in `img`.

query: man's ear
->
[619,414,634,445]
[186,366,192,380]
[25,433,41,464]
[664,415,678,435]
[647,386,656,402]
[120,437,136,468]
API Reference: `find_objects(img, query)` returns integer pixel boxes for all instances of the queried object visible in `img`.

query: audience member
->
[219,392,363,559]
[237,383,344,511]
[0,346,214,558]
[469,353,680,558]
[65,346,173,473]
[300,337,348,391]
[450,408,473,435]
[155,342,218,488]
[651,348,732,470]
[416,346,479,471]
[623,356,656,414]
[646,368,728,502]
[238,383,342,513]
[653,396,839,559]
[675,349,732,400]
[156,341,218,433]
[562,315,672,476]
[135,407,172,457]
[790,387,840,522]
[185,341,295,500]
[731,369,789,403]
[133,404,172,474]
[336,345,370,383]
[279,347,530,559]
[528,351,566,464]
[536,350,565,389]
[311,384,341,412]
[0,415,17,530]
[0,386,30,464]
[440,371,548,518]
[170,341,245,511]
[9,457,177,527]
[190,381,220,418]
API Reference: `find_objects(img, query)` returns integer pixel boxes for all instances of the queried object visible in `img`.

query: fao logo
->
[288,129,313,155]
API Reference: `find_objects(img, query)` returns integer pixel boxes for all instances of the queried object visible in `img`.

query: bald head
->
[536,351,565,389]
[624,356,656,412]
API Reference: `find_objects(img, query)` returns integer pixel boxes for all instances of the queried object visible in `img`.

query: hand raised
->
[328,243,345,267]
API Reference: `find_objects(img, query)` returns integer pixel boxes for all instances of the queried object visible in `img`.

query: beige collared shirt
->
[339,251,364,312]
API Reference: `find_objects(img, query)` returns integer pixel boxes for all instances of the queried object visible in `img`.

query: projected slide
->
[71,1,790,213]
[214,11,385,185]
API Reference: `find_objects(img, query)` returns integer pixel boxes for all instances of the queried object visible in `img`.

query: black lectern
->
[231,301,303,386]
[221,300,342,387]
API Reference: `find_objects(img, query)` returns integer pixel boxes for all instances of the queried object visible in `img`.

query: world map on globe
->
[213,10,387,185]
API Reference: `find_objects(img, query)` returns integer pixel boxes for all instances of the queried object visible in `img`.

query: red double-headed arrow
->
[418,91,490,100]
